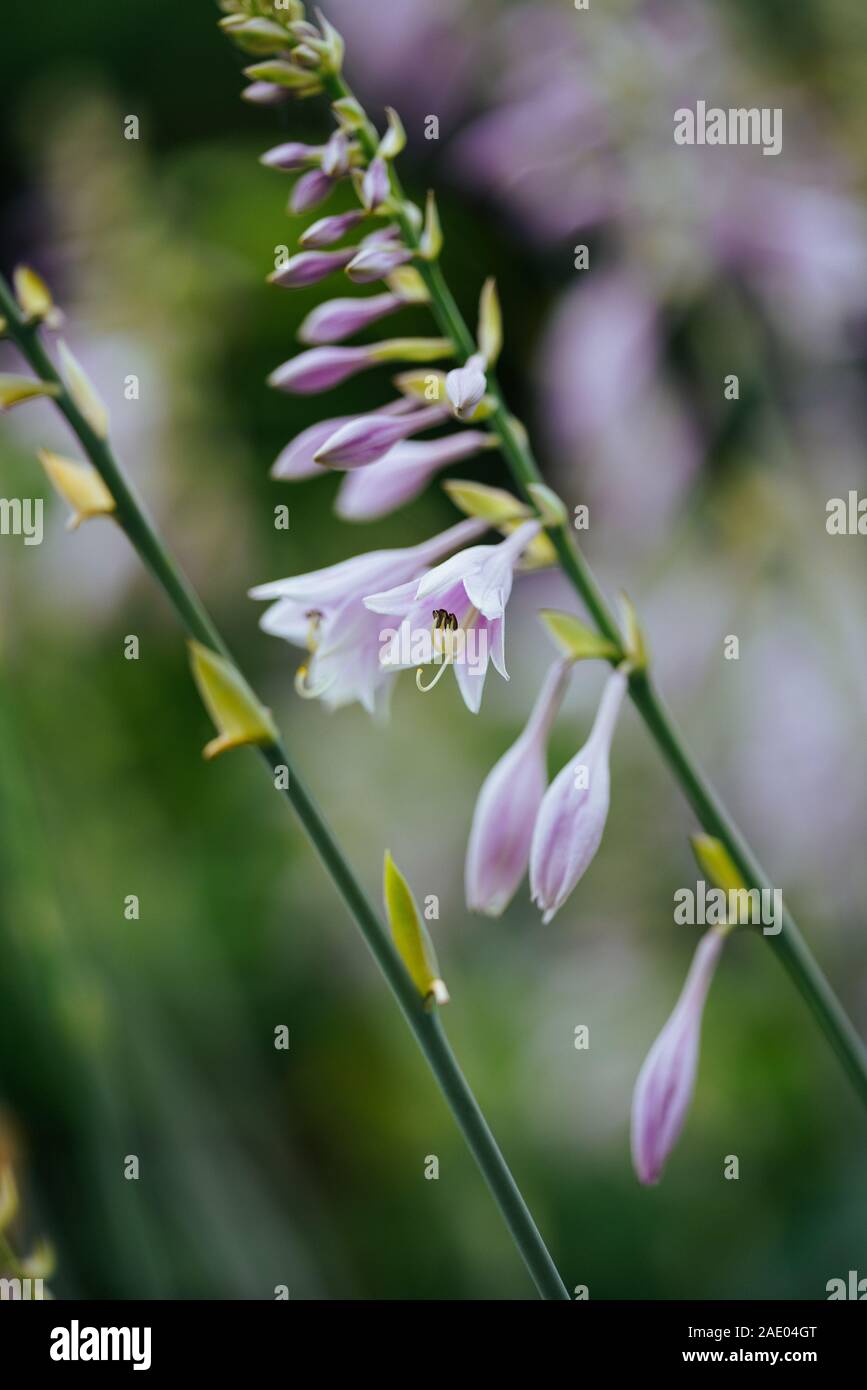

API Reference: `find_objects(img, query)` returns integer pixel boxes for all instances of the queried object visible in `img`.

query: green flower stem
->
[0,274,569,1302]
[325,72,867,1109]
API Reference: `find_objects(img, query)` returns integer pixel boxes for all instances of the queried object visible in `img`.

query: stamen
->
[295,663,335,699]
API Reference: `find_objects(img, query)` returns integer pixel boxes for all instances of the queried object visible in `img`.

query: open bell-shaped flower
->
[630,927,727,1186]
[466,660,571,916]
[364,518,541,713]
[529,666,628,922]
[250,518,485,716]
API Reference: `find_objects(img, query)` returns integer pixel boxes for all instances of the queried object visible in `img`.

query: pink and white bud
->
[336,430,493,521]
[466,661,571,917]
[243,82,293,107]
[268,346,376,395]
[446,353,487,420]
[290,168,334,214]
[269,249,354,289]
[260,140,322,170]
[300,211,366,249]
[631,928,726,1186]
[362,157,391,212]
[321,129,351,178]
[314,403,446,469]
[298,292,402,345]
[272,400,417,481]
[346,243,414,285]
[529,667,628,923]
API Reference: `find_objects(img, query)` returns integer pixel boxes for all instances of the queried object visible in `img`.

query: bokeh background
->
[1,0,866,1299]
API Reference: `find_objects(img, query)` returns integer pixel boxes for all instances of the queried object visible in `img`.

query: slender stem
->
[323,72,867,1108]
[0,274,568,1301]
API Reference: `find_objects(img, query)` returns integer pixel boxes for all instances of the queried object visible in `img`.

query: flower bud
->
[361,157,390,211]
[529,667,628,922]
[242,81,293,106]
[298,292,402,344]
[314,403,446,469]
[336,430,494,521]
[321,129,351,178]
[260,140,322,171]
[218,15,293,56]
[14,265,63,328]
[466,661,571,916]
[268,345,375,394]
[299,210,366,249]
[268,248,354,288]
[446,353,487,420]
[289,168,334,214]
[631,928,726,1185]
[346,243,414,285]
[243,60,322,94]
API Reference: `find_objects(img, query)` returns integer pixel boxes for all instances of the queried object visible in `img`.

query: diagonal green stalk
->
[320,70,867,1110]
[0,274,569,1301]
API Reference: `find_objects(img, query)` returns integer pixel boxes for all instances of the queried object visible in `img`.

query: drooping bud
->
[466,660,571,917]
[218,15,293,56]
[271,400,415,480]
[57,340,109,438]
[299,210,365,249]
[242,81,293,107]
[289,168,334,214]
[345,242,414,285]
[445,353,487,420]
[529,667,628,922]
[268,248,354,288]
[419,190,443,261]
[38,448,116,530]
[477,277,502,367]
[260,141,322,171]
[320,128,351,178]
[630,927,726,1185]
[361,157,390,212]
[188,640,278,760]
[314,403,446,469]
[383,851,449,1007]
[0,375,60,411]
[298,292,402,345]
[13,265,63,328]
[268,345,375,395]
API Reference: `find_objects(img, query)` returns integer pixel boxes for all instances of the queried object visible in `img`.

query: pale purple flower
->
[631,927,726,1186]
[300,211,367,250]
[298,292,403,345]
[250,518,485,716]
[268,345,377,394]
[529,667,628,922]
[313,403,447,469]
[364,519,541,713]
[466,660,571,916]
[362,157,391,211]
[336,430,492,521]
[321,129,351,178]
[260,141,323,171]
[269,249,354,289]
[445,353,487,420]
[271,400,417,481]
[290,168,335,214]
[346,243,414,285]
